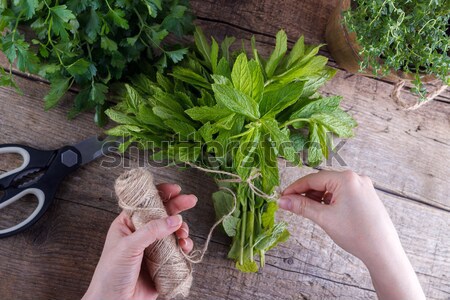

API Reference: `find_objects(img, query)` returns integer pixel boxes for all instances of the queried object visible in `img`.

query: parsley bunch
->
[105,28,356,272]
[344,0,450,98]
[0,0,193,125]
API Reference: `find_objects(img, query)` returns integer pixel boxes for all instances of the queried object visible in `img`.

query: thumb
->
[278,194,325,226]
[126,215,183,253]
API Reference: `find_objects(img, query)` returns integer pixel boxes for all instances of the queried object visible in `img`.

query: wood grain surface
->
[0,0,449,299]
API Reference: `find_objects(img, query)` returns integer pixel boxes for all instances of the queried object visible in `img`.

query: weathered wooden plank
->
[0,167,449,300]
[0,76,449,299]
[1,46,449,210]
[189,0,450,104]
[1,0,449,106]
[322,71,450,210]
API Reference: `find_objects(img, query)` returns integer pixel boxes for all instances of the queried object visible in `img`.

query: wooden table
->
[1,1,449,299]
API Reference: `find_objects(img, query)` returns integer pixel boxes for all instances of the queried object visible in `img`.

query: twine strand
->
[391,79,448,110]
[185,162,278,200]
[115,169,193,299]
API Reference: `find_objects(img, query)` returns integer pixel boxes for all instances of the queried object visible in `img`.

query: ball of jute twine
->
[115,168,193,299]
[114,166,277,299]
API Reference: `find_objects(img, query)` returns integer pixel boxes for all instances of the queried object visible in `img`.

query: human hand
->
[278,170,425,300]
[279,170,392,262]
[82,183,197,300]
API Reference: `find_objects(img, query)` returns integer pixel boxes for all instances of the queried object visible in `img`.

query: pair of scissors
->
[0,136,119,238]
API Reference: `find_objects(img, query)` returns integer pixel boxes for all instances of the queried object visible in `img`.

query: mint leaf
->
[223,215,240,237]
[248,60,264,103]
[164,119,197,139]
[254,222,289,251]
[171,67,211,90]
[220,36,235,62]
[265,30,287,78]
[212,83,260,120]
[185,105,231,122]
[259,143,279,194]
[262,118,296,162]
[210,37,219,73]
[290,96,342,119]
[308,122,322,166]
[105,109,139,125]
[317,124,329,159]
[105,125,142,136]
[261,201,278,229]
[311,112,355,138]
[260,81,304,117]
[275,55,328,84]
[286,35,305,68]
[231,53,252,97]
[194,26,211,67]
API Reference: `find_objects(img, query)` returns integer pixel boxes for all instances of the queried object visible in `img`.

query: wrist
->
[81,286,102,300]
[362,242,425,300]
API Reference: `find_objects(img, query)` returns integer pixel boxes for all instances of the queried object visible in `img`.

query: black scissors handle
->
[0,145,83,238]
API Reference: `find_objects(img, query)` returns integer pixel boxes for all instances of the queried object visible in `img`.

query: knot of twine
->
[185,162,279,200]
[391,80,448,110]
[115,168,239,299]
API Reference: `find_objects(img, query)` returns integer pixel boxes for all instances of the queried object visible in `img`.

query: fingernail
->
[175,184,182,193]
[167,215,182,227]
[278,197,292,210]
[180,228,189,236]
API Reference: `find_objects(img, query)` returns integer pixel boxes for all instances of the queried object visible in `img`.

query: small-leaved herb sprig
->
[344,0,449,98]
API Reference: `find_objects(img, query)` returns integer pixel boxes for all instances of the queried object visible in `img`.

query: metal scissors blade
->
[73,136,122,165]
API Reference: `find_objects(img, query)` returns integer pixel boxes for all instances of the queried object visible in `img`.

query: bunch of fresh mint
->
[105,28,357,272]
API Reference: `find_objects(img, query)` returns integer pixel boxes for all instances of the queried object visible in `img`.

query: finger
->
[179,238,194,254]
[278,194,326,226]
[305,190,334,204]
[107,211,134,240]
[157,183,182,201]
[176,222,189,239]
[305,190,325,202]
[126,215,183,253]
[165,194,198,215]
[283,171,340,196]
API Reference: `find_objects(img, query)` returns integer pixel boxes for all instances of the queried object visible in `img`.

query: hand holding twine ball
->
[115,168,193,299]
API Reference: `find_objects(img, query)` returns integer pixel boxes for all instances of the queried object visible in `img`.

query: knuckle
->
[341,170,359,184]
[361,175,373,186]
[290,198,302,215]
[144,220,164,235]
